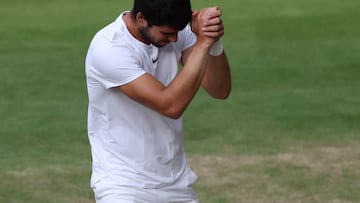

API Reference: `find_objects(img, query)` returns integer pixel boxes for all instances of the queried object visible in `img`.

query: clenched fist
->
[191,7,224,46]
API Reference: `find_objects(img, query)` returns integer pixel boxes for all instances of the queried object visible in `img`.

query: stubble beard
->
[139,26,166,48]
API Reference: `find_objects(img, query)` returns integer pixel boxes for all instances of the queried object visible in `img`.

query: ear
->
[136,12,147,26]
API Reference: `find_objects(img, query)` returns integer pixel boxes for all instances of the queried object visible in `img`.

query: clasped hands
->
[191,6,224,47]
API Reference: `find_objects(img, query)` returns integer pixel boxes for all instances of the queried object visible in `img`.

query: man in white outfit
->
[85,0,231,202]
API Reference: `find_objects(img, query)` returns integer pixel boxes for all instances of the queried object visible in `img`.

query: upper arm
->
[118,73,180,118]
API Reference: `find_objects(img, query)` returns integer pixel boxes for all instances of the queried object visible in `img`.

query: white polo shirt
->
[85,12,198,189]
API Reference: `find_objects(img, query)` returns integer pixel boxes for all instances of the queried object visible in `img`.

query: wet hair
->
[131,0,192,30]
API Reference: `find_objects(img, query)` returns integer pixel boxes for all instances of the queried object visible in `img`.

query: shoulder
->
[174,24,196,51]
[178,24,194,39]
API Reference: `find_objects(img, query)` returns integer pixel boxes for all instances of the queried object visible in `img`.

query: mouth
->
[160,40,170,44]
[154,41,169,47]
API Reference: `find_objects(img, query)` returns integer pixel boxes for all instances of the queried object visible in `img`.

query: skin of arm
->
[182,7,231,99]
[118,7,224,119]
[182,49,231,99]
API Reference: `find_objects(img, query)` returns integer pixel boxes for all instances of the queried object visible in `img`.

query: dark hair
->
[131,0,192,30]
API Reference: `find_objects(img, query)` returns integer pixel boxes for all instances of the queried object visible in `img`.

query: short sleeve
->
[86,40,146,89]
[177,24,197,51]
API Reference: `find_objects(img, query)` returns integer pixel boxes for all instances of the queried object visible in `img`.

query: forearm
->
[162,42,211,118]
[201,51,231,99]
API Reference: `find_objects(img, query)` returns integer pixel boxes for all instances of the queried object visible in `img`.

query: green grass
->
[1,0,360,202]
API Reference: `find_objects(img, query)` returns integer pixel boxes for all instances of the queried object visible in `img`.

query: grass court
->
[0,0,359,202]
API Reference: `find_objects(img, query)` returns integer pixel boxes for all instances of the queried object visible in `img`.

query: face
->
[138,24,179,47]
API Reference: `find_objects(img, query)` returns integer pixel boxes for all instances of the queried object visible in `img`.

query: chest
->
[140,45,181,86]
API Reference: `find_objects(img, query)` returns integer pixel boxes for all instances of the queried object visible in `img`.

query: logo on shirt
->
[152,57,158,63]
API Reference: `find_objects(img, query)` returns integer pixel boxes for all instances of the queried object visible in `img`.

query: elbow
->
[159,103,186,119]
[166,113,183,119]
[163,108,184,119]
[222,83,232,99]
[209,83,232,100]
[214,88,231,100]
[155,95,187,119]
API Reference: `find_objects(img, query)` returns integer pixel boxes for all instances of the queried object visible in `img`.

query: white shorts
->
[92,176,200,203]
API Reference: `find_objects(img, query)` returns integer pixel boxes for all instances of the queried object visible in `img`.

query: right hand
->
[191,7,223,47]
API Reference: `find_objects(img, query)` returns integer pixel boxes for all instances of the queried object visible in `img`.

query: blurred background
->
[0,0,359,202]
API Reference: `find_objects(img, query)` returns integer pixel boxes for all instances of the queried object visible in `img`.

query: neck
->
[123,12,147,44]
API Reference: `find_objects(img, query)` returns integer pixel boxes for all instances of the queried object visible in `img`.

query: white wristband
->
[209,39,224,56]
